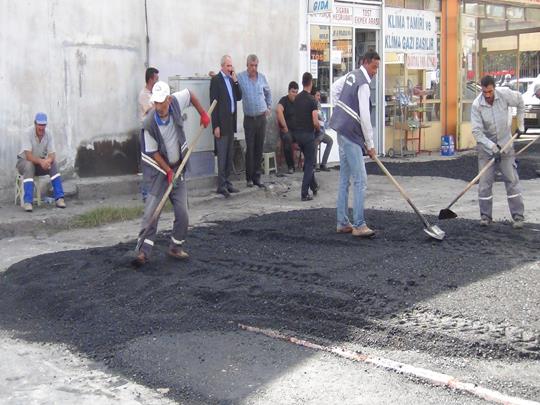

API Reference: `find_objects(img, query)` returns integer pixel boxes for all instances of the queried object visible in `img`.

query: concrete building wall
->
[0,0,300,193]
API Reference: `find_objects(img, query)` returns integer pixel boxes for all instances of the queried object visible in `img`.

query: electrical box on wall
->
[168,76,215,178]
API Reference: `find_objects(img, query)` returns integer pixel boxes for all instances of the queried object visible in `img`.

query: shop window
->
[486,5,505,19]
[506,7,524,21]
[479,18,506,33]
[385,0,404,7]
[310,25,330,103]
[424,0,440,11]
[332,26,353,84]
[405,0,423,10]
[463,2,485,17]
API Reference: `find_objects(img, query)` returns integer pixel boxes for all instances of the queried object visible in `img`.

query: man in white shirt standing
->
[137,67,159,201]
[329,51,380,238]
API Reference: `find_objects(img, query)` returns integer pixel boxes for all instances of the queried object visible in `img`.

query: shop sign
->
[308,4,381,29]
[406,53,438,70]
[384,8,437,55]
[308,0,333,14]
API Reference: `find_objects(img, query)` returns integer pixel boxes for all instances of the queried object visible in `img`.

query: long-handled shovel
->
[137,100,217,244]
[438,129,526,220]
[372,154,445,241]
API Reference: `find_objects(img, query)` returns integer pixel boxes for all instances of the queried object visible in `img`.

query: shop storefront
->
[383,1,442,156]
[459,0,540,148]
[306,0,383,161]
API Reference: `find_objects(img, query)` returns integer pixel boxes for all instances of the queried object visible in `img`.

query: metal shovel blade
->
[424,224,446,240]
[438,208,457,220]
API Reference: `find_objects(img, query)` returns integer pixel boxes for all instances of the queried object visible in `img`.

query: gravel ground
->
[366,142,540,181]
[0,208,539,403]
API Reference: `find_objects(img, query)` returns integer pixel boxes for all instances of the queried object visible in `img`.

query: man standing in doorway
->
[330,51,380,238]
[471,75,525,228]
[293,72,319,201]
[276,81,299,174]
[237,54,272,188]
[210,55,242,197]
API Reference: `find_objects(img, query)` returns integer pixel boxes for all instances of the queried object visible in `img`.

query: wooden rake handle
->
[148,99,217,225]
[372,154,431,229]
[444,131,520,211]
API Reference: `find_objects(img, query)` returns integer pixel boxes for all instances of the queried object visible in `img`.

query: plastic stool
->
[262,152,277,176]
[15,174,43,207]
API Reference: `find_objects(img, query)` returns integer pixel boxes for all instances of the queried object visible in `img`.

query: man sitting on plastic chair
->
[15,112,66,212]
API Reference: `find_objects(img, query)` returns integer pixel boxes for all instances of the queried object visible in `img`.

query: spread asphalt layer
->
[366,142,540,181]
[0,208,539,404]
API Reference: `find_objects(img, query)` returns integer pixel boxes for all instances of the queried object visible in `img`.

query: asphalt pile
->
[0,208,539,403]
[366,142,540,181]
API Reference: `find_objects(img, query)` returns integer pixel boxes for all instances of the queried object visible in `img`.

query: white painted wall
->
[0,0,300,193]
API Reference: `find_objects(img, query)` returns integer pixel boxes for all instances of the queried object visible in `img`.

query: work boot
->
[23,202,33,212]
[301,194,313,202]
[55,198,66,208]
[319,164,331,172]
[336,224,353,234]
[131,251,147,268]
[512,215,524,229]
[168,246,189,260]
[352,225,375,238]
[479,214,492,227]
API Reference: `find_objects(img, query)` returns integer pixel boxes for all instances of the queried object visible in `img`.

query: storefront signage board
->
[308,0,333,14]
[406,53,438,70]
[384,7,436,56]
[308,3,381,29]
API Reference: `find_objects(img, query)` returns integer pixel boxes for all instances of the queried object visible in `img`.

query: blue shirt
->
[237,71,272,116]
[220,71,235,114]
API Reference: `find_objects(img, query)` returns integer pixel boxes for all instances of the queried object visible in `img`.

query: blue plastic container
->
[441,135,455,156]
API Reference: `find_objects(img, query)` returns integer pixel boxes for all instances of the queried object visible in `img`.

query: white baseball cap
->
[150,81,170,103]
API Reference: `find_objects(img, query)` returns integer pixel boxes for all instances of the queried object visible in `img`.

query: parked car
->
[523,76,540,129]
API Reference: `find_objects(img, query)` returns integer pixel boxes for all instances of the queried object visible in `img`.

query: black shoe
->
[246,181,253,188]
[301,195,313,201]
[217,188,231,198]
[253,180,266,189]
[227,186,240,193]
[319,165,331,172]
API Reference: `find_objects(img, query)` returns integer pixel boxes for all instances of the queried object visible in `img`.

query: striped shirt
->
[237,71,272,116]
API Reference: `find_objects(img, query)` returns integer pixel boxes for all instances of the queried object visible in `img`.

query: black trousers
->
[244,114,267,182]
[280,131,295,169]
[216,133,235,191]
[293,130,317,197]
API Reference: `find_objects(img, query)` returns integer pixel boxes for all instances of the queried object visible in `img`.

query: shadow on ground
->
[0,209,539,403]
[366,142,540,181]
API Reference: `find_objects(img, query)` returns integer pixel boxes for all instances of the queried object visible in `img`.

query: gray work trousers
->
[136,173,188,257]
[477,149,524,219]
[16,158,60,178]
[244,114,267,182]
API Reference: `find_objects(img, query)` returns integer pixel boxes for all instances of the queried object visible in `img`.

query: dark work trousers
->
[244,114,267,183]
[293,130,317,198]
[280,131,295,169]
[216,132,235,191]
[136,173,188,258]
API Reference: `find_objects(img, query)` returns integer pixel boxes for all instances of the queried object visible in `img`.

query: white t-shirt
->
[144,89,190,165]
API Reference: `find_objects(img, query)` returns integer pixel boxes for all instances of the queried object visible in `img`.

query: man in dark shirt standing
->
[276,81,299,174]
[293,72,319,201]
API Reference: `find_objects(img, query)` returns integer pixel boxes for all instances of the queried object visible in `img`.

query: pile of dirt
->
[366,142,540,181]
[0,209,539,402]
